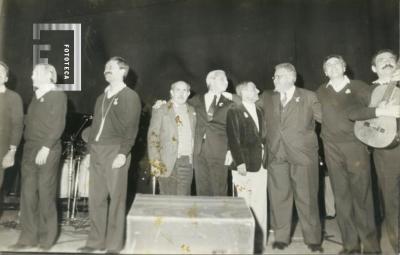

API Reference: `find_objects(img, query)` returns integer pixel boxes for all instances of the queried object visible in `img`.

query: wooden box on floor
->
[125,194,255,254]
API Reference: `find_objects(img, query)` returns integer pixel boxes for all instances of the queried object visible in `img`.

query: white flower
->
[219,102,223,107]
[244,112,249,118]
[153,100,167,109]
[113,98,119,105]
[193,112,196,115]
[39,98,44,102]
[295,97,300,102]
[345,89,351,94]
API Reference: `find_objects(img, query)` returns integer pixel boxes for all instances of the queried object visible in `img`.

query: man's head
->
[170,81,191,105]
[206,70,228,94]
[31,63,57,90]
[273,63,296,92]
[104,56,129,84]
[0,61,9,85]
[371,50,398,79]
[323,55,346,80]
[236,81,259,103]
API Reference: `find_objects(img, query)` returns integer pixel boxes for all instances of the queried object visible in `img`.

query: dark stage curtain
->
[0,0,398,113]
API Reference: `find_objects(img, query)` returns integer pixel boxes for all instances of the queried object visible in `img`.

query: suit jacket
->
[226,103,267,172]
[259,87,321,166]
[147,101,196,177]
[189,94,234,160]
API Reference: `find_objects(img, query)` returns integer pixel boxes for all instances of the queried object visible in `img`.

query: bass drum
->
[59,158,75,198]
[77,158,90,197]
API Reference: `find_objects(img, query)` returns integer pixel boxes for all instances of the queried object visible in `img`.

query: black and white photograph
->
[0,0,398,254]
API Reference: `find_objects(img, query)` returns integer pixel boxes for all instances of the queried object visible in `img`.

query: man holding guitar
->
[368,49,400,253]
[316,55,395,254]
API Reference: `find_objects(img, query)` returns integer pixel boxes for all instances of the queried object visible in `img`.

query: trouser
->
[158,156,193,195]
[324,175,336,217]
[86,144,130,252]
[268,159,321,245]
[0,145,7,217]
[232,168,268,244]
[374,148,400,253]
[194,141,228,196]
[17,142,61,248]
[324,141,380,253]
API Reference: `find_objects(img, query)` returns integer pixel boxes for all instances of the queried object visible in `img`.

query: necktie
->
[207,95,217,121]
[281,92,287,107]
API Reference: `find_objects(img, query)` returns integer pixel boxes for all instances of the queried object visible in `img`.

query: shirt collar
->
[35,83,56,99]
[104,82,126,98]
[326,75,350,90]
[0,84,6,93]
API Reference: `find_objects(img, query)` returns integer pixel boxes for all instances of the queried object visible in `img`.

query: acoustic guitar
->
[354,81,400,148]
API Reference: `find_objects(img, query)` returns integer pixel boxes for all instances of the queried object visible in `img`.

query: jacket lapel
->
[187,104,196,135]
[272,91,281,120]
[240,103,261,139]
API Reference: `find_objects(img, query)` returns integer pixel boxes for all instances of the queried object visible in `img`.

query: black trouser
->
[374,147,400,253]
[17,142,61,249]
[194,141,228,196]
[86,144,130,252]
[159,156,193,195]
[268,158,321,245]
[324,141,380,253]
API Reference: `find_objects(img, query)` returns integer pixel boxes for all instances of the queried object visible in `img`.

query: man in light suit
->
[190,70,234,196]
[226,81,268,248]
[259,63,322,252]
[148,81,196,195]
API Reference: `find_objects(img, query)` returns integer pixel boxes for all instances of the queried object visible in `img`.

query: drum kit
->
[59,114,92,224]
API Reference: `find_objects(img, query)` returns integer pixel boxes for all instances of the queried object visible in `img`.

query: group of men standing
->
[148,50,400,254]
[0,49,398,254]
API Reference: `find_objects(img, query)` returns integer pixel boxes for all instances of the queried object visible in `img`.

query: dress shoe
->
[8,243,37,250]
[272,241,288,250]
[308,244,324,252]
[325,215,336,220]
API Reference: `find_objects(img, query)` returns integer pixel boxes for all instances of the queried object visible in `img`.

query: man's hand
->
[376,105,400,118]
[2,150,16,169]
[152,100,167,109]
[112,154,126,169]
[35,146,50,166]
[237,163,247,176]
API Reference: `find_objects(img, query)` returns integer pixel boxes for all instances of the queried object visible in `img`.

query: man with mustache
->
[0,61,23,219]
[147,81,196,195]
[369,49,400,253]
[79,57,141,254]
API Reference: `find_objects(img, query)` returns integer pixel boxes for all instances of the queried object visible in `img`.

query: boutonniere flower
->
[175,115,182,126]
[172,136,177,143]
[219,102,223,107]
[345,89,351,94]
[152,100,167,109]
[113,98,119,105]
[39,98,44,102]
[243,112,249,118]
[295,97,300,102]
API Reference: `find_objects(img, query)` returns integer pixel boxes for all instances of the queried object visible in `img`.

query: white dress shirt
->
[242,101,259,131]
[280,85,296,105]
[204,92,220,112]
[104,82,126,98]
[0,84,6,93]
[35,83,56,99]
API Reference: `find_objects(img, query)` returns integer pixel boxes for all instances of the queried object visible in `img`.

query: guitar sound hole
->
[364,122,370,127]
[379,128,385,133]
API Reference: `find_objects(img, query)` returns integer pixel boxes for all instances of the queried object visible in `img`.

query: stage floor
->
[0,209,395,254]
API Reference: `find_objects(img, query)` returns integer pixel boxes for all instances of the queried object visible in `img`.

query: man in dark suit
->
[259,63,322,252]
[226,81,268,247]
[190,70,234,196]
